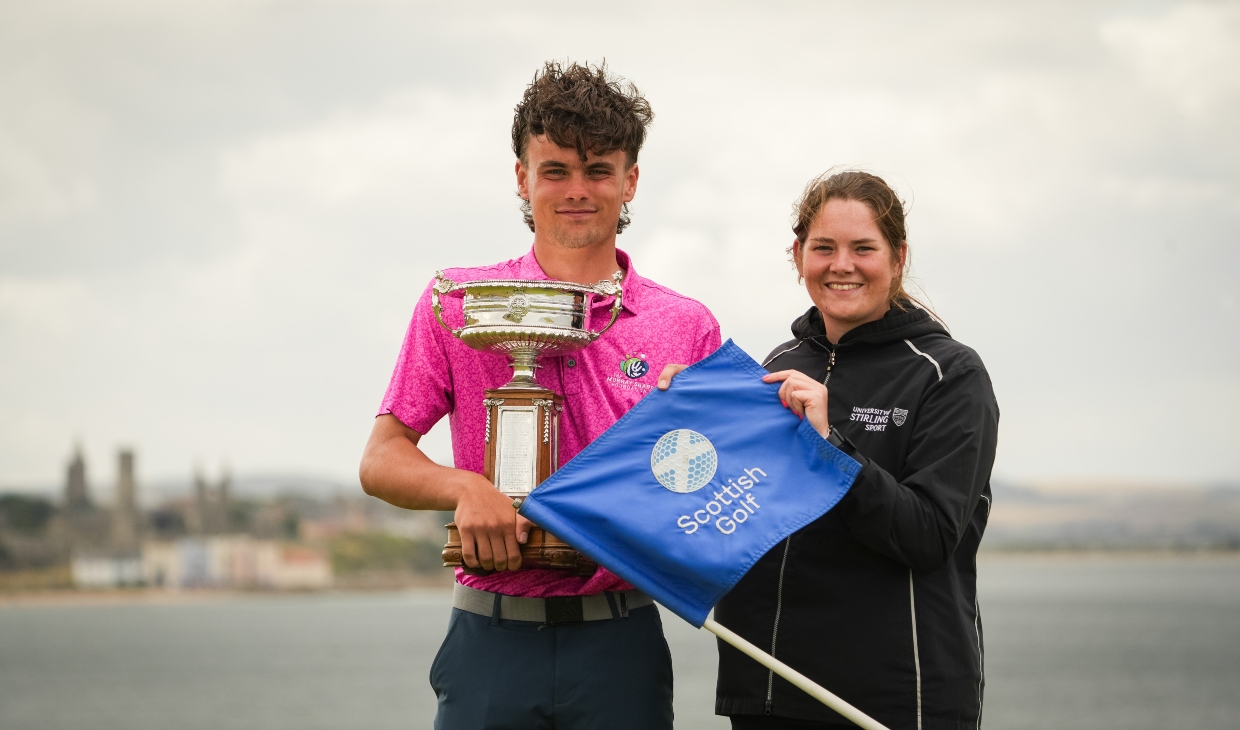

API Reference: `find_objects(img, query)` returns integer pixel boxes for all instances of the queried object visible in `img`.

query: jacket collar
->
[791,301,947,348]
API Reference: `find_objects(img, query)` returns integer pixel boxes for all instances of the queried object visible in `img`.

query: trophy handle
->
[431,270,463,338]
[590,271,625,337]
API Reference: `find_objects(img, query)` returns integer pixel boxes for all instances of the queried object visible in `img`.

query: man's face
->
[516,134,639,249]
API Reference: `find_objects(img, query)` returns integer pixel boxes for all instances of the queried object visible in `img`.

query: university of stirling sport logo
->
[892,408,909,426]
[620,353,650,379]
[651,429,717,493]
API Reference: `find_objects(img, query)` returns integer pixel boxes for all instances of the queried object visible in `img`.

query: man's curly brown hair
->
[512,61,654,234]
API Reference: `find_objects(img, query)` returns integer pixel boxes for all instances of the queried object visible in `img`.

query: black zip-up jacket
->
[715,304,999,730]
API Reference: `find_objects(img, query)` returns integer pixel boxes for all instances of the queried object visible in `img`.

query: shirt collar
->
[516,246,642,315]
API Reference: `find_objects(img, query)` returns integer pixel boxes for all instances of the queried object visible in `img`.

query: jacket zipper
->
[765,537,793,714]
[764,340,828,713]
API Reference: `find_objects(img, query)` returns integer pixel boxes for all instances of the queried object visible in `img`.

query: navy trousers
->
[429,604,673,730]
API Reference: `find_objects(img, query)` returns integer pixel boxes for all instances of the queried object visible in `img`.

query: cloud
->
[220,89,515,215]
[0,276,90,335]
[0,128,96,222]
[1102,2,1240,117]
[1,1,1238,487]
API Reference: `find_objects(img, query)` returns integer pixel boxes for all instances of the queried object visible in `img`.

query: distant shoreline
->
[978,548,1240,560]
[0,573,455,608]
[5,551,1240,607]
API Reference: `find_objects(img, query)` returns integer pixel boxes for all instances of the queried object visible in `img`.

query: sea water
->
[1,554,1237,730]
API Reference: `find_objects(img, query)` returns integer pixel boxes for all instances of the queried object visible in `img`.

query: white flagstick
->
[703,618,891,730]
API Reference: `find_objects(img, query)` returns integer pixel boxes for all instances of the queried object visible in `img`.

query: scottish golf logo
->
[656,430,768,536]
[651,429,717,493]
[620,353,649,379]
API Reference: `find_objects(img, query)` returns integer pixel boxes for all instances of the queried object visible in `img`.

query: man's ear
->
[622,163,640,203]
[515,158,530,199]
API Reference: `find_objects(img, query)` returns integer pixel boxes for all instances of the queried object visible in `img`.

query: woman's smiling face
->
[796,198,906,343]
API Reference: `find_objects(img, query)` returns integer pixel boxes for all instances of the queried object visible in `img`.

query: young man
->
[359,62,720,730]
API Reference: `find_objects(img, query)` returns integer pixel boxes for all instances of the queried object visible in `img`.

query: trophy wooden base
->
[442,523,597,577]
[440,383,595,575]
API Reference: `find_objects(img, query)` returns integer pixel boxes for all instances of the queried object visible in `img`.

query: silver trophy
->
[432,270,622,572]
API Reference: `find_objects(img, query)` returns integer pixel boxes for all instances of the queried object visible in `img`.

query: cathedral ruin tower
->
[110,449,140,550]
[65,443,91,512]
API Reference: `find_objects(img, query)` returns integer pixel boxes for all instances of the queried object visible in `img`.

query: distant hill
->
[0,472,361,507]
[985,481,1240,550]
[145,473,360,503]
[7,474,1240,551]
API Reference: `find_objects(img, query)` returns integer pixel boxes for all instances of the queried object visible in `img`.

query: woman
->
[714,171,999,729]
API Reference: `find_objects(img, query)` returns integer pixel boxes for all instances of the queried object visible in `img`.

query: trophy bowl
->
[433,275,622,389]
[432,271,622,574]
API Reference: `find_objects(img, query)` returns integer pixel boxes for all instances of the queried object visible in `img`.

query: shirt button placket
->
[564,355,582,395]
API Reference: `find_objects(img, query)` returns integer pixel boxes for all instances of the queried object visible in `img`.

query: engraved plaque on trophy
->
[496,408,538,493]
[432,271,623,575]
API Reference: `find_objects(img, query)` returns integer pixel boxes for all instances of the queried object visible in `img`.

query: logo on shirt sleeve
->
[620,353,650,379]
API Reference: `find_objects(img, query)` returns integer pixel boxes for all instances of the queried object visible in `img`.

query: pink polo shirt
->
[379,246,720,597]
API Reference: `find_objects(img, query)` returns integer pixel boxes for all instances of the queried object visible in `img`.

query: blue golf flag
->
[519,340,862,627]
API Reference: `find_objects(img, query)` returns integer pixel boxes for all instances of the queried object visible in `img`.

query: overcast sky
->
[2,0,1238,496]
